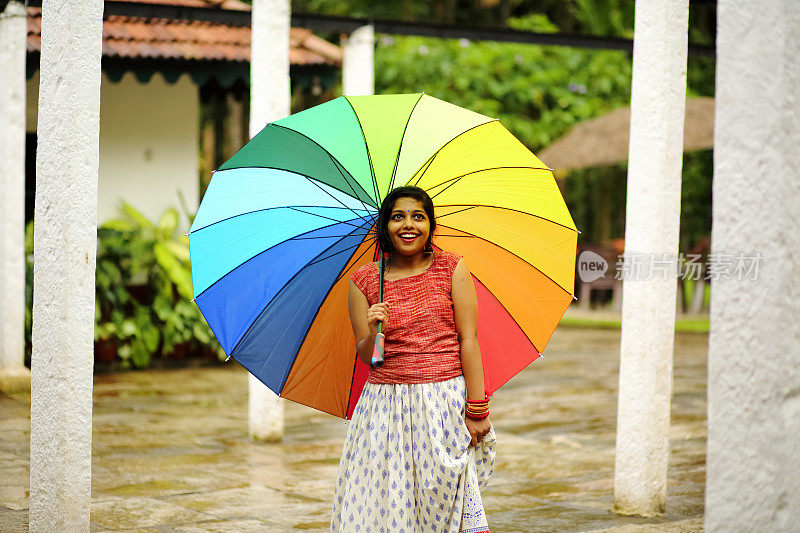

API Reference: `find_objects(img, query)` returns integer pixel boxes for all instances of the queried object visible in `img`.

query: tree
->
[375,15,634,152]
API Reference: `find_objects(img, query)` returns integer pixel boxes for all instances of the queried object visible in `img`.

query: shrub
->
[24,203,224,369]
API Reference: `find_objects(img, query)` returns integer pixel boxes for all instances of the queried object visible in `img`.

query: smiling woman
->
[334,186,496,532]
[387,197,430,257]
[376,186,437,262]
[188,93,578,531]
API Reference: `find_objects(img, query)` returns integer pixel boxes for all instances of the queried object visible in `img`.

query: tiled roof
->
[26,0,342,67]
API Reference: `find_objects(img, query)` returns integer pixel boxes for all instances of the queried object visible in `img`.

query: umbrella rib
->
[287,207,372,230]
[472,272,543,356]
[464,268,546,394]
[344,97,381,205]
[227,219,375,357]
[428,175,465,200]
[437,222,575,297]
[423,173,463,191]
[325,152,376,215]
[191,218,370,302]
[426,166,553,200]
[295,173,375,226]
[409,153,437,189]
[388,93,424,194]
[305,234,376,269]
[293,231,463,241]
[291,233,376,240]
[435,204,579,234]
[271,123,376,209]
[193,167,376,231]
[433,205,477,219]
[330,235,378,287]
[189,204,370,235]
[409,119,501,188]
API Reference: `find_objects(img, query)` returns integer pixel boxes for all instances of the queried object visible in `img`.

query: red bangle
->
[466,395,490,404]
[465,394,490,420]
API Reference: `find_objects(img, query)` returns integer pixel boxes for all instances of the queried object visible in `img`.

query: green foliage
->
[687,56,715,98]
[93,203,223,368]
[571,0,634,38]
[374,14,634,152]
[24,203,223,370]
[562,150,713,251]
[562,163,628,244]
[679,150,713,251]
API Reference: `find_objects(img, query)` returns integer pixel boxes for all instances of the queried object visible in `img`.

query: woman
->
[331,186,496,532]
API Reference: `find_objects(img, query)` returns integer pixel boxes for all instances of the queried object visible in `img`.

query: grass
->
[560,281,712,333]
[560,314,709,333]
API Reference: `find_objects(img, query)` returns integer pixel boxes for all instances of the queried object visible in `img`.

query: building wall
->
[26,71,199,230]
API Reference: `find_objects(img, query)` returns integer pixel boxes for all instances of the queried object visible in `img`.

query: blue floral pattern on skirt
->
[331,375,495,532]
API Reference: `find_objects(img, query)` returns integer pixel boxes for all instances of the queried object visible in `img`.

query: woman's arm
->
[348,280,389,366]
[452,258,492,445]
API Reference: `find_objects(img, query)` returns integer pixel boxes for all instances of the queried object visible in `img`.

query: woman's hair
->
[376,186,436,255]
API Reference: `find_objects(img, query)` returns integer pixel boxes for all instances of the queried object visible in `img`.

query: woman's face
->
[386,197,431,256]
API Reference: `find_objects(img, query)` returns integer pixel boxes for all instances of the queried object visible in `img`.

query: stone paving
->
[0,327,707,532]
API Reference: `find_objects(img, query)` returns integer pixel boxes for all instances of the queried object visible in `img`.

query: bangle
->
[466,395,490,405]
[465,395,490,420]
[466,394,489,401]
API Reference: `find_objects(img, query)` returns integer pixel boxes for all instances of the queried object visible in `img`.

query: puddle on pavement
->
[517,481,581,498]
[105,480,192,496]
[294,521,330,530]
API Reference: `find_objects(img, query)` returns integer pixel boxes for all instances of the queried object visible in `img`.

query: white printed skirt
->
[331,375,495,533]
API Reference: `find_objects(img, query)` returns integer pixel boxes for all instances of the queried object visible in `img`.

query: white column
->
[707,2,800,530]
[247,0,289,442]
[29,1,103,530]
[0,1,31,394]
[614,0,689,517]
[342,25,374,96]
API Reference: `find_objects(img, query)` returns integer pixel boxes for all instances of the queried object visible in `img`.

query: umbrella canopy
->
[539,96,715,174]
[189,93,578,418]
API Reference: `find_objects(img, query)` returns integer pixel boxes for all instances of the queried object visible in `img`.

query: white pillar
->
[29,1,103,530]
[247,0,289,442]
[706,2,800,530]
[342,25,374,96]
[614,0,689,517]
[0,1,31,394]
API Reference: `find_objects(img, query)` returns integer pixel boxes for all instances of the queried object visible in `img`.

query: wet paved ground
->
[0,327,707,532]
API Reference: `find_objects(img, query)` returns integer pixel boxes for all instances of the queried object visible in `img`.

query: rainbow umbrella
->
[189,93,577,419]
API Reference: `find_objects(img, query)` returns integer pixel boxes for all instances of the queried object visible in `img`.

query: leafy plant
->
[21,203,222,370]
[92,202,223,368]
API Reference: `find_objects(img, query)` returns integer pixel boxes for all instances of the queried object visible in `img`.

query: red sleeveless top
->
[351,250,463,384]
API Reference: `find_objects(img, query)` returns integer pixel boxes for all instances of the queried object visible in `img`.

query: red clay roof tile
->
[26,1,341,66]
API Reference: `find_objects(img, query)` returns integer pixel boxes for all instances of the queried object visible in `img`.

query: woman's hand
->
[349,282,390,366]
[366,302,389,338]
[465,415,491,446]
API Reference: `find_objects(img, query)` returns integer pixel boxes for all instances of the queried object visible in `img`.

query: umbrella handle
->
[371,252,386,367]
[371,332,385,367]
